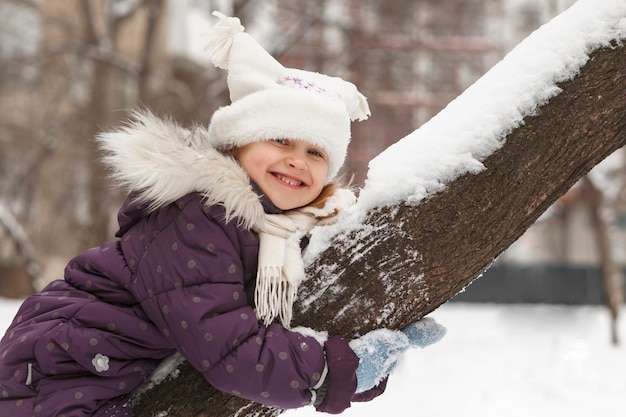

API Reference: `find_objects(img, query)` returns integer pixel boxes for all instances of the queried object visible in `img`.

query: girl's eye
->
[308,149,325,159]
[274,138,288,145]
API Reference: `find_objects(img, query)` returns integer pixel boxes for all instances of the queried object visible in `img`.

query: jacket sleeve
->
[127,197,338,409]
[314,336,359,413]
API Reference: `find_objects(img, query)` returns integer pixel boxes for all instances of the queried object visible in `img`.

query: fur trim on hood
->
[97,110,265,231]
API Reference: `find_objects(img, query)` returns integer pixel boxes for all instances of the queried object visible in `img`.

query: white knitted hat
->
[205,12,370,181]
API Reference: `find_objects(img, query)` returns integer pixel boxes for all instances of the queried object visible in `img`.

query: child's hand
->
[349,318,446,393]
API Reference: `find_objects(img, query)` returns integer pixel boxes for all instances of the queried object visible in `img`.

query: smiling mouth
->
[274,173,304,187]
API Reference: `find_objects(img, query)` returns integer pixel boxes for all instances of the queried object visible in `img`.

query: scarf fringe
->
[253,196,355,329]
[255,266,297,327]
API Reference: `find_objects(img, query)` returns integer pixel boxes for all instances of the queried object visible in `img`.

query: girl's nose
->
[286,154,306,169]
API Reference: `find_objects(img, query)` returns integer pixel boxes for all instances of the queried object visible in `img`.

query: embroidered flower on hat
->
[92,353,110,372]
[276,75,341,99]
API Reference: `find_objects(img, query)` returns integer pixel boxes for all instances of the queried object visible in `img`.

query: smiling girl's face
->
[232,139,329,210]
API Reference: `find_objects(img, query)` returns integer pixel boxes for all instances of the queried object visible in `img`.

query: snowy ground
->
[1,299,624,416]
[285,302,626,417]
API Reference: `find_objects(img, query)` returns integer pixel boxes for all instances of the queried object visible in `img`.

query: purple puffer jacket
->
[0,112,380,417]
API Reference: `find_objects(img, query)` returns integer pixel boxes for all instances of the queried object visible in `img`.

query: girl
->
[0,13,443,417]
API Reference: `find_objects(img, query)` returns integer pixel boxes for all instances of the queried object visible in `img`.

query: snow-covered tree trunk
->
[131,24,626,417]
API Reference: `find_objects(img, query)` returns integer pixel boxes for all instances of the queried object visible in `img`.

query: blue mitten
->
[402,317,447,348]
[349,317,446,393]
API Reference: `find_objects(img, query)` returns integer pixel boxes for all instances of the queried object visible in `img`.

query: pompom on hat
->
[205,12,370,181]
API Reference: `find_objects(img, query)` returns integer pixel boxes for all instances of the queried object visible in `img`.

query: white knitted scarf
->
[255,211,315,328]
[254,188,356,328]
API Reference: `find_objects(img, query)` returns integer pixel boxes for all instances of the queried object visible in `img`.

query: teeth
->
[277,174,302,186]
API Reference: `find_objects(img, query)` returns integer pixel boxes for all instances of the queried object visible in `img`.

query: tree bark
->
[132,42,626,417]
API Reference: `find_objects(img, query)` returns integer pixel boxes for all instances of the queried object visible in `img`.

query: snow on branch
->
[358,0,626,212]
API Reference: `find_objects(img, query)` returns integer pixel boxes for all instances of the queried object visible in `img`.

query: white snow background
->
[2,0,626,415]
